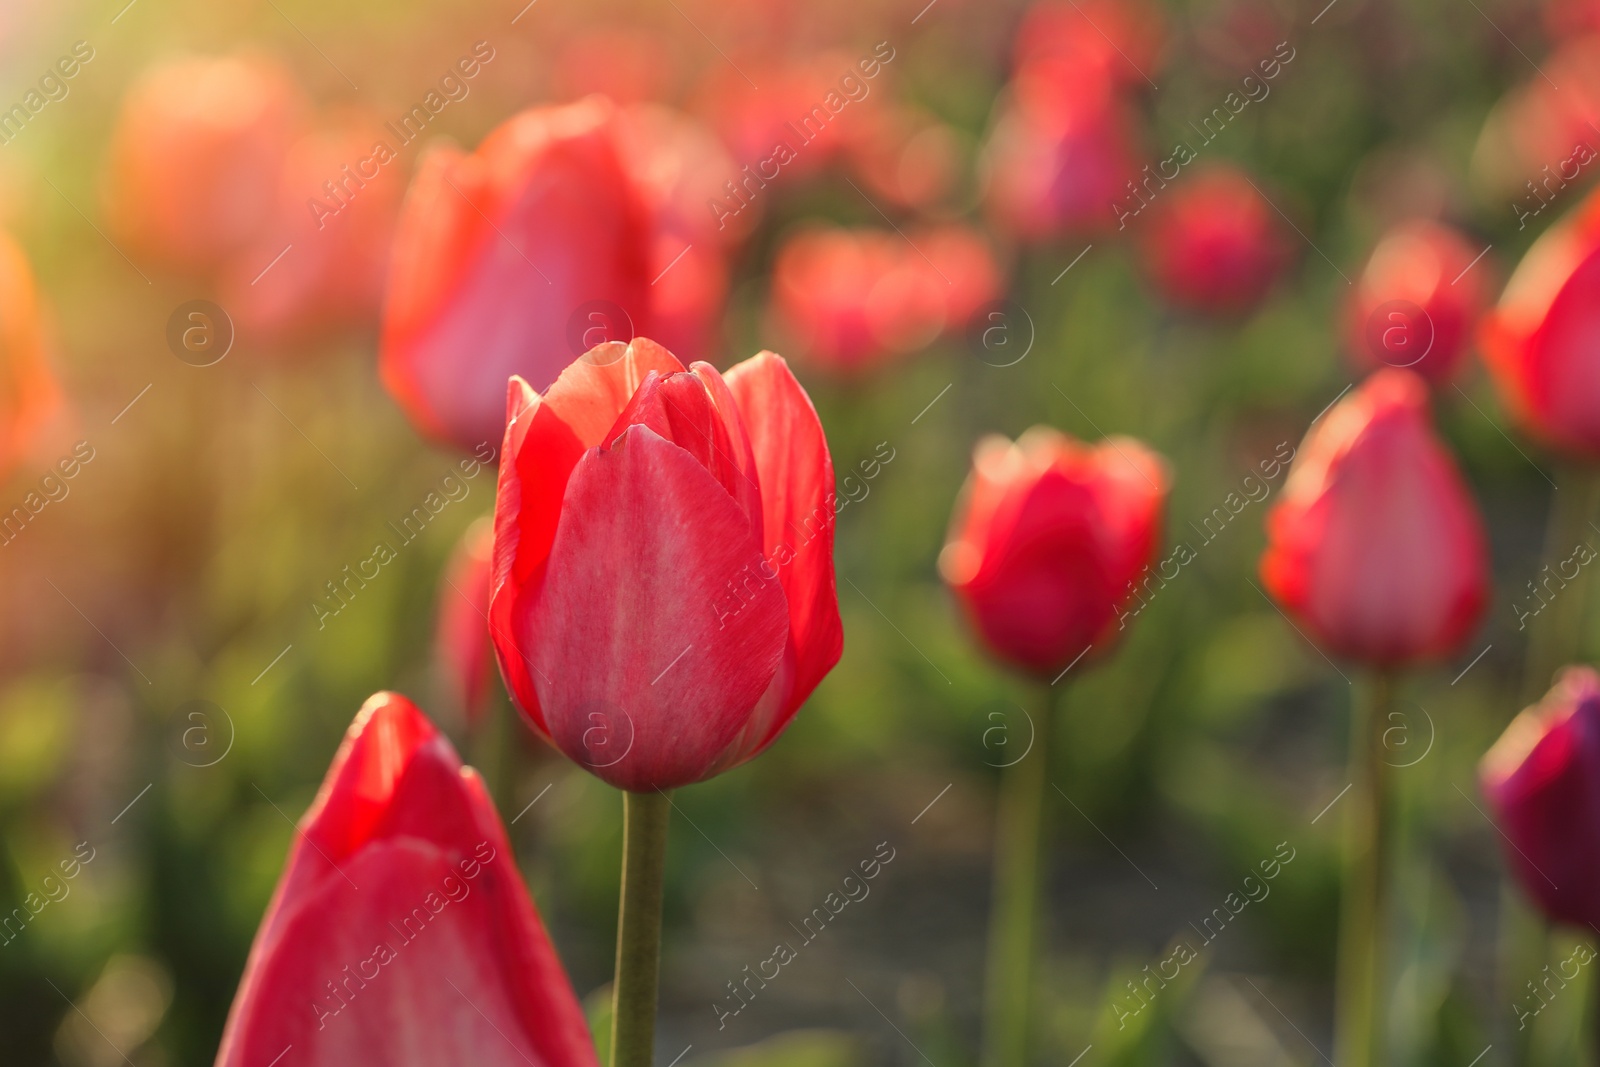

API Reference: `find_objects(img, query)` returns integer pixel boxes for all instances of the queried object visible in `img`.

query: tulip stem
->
[981,684,1056,1067]
[1335,671,1395,1067]
[1524,465,1600,703]
[611,789,671,1067]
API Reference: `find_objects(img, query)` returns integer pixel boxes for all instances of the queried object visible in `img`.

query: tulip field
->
[9,0,1600,1064]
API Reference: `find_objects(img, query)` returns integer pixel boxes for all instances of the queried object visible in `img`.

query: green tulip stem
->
[1335,670,1396,1067]
[611,789,672,1067]
[981,683,1057,1067]
[1523,464,1600,703]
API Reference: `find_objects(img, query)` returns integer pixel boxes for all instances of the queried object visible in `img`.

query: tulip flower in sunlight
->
[1482,666,1600,932]
[941,425,1167,1067]
[380,97,656,452]
[770,224,1000,376]
[940,427,1169,677]
[436,519,495,728]
[104,54,306,273]
[489,338,841,1065]
[488,338,841,794]
[1481,189,1600,459]
[1262,367,1488,1067]
[0,231,62,480]
[1345,220,1489,384]
[1262,369,1488,664]
[1138,165,1293,316]
[214,692,598,1067]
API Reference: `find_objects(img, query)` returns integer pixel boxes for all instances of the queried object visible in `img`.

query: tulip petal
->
[525,425,788,791]
[719,352,842,762]
[217,693,597,1067]
[490,340,690,735]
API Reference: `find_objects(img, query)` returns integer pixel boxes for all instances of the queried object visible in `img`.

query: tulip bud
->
[215,693,598,1066]
[940,427,1168,677]
[981,79,1141,241]
[1261,369,1490,665]
[489,339,842,792]
[436,518,495,728]
[103,54,306,273]
[1346,220,1489,385]
[1138,165,1293,316]
[1481,188,1600,459]
[1481,666,1600,930]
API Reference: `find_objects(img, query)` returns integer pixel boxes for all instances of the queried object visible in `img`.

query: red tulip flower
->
[1481,189,1600,459]
[1481,666,1600,930]
[939,427,1168,677]
[380,97,655,453]
[1139,165,1293,316]
[982,78,1141,241]
[0,231,62,480]
[104,54,306,273]
[436,519,495,728]
[1261,369,1489,664]
[215,692,598,1067]
[489,338,842,792]
[1345,220,1489,385]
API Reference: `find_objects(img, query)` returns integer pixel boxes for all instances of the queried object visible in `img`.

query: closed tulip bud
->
[1481,666,1600,930]
[1481,189,1600,459]
[1139,165,1293,316]
[215,692,598,1066]
[103,54,306,273]
[1261,369,1490,665]
[981,79,1141,241]
[436,518,495,727]
[1346,220,1489,385]
[489,339,842,792]
[380,97,655,453]
[939,428,1168,677]
[0,231,62,480]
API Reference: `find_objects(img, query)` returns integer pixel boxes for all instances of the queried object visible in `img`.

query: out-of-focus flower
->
[845,105,965,212]
[1545,0,1600,40]
[615,104,743,358]
[1345,220,1489,384]
[1481,189,1600,458]
[1481,666,1600,930]
[1261,369,1489,665]
[436,518,495,728]
[939,427,1168,677]
[1472,38,1600,201]
[380,97,655,452]
[1011,0,1166,94]
[104,54,306,273]
[0,231,61,480]
[1138,165,1293,316]
[770,224,1000,376]
[214,692,598,1066]
[981,79,1141,241]
[489,339,841,792]
[220,109,406,344]
[690,53,861,181]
